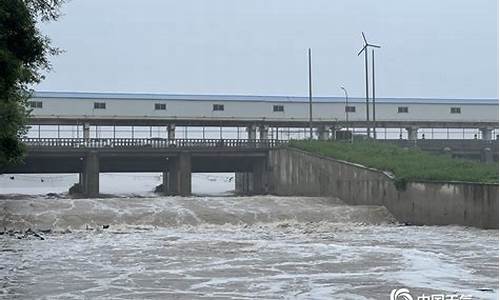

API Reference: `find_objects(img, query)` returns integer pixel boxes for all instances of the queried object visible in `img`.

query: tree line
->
[0,0,64,168]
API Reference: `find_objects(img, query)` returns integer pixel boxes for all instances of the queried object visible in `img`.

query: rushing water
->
[0,175,498,299]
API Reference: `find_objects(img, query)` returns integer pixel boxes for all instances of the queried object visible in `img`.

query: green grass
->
[289,140,498,185]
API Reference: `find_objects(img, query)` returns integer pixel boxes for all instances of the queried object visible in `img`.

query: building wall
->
[267,148,499,229]
[29,94,498,123]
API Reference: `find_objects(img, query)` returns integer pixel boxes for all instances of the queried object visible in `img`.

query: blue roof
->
[32,91,499,105]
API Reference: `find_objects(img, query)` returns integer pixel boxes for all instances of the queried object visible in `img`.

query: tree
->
[0,0,63,168]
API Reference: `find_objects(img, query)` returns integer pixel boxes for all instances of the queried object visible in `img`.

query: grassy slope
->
[289,140,498,184]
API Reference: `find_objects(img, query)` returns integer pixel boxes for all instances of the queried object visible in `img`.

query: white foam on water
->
[0,174,498,299]
[0,222,497,299]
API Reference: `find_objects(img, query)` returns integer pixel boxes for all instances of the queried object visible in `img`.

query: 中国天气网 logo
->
[390,288,473,300]
[390,288,413,300]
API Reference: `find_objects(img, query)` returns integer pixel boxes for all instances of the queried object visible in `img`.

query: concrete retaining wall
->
[268,147,498,229]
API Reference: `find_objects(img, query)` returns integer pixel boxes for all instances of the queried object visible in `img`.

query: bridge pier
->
[235,172,252,194]
[167,124,176,140]
[480,128,493,140]
[406,127,419,141]
[259,125,269,140]
[331,126,342,141]
[161,170,170,194]
[83,122,91,139]
[235,157,268,195]
[252,158,268,194]
[316,125,330,140]
[81,151,99,197]
[247,125,257,140]
[168,153,191,196]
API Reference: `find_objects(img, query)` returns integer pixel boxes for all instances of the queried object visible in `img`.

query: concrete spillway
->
[240,147,498,229]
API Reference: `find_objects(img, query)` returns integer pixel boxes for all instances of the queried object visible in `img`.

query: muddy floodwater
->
[0,175,498,299]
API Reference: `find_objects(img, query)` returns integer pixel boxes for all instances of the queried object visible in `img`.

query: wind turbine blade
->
[361,32,367,44]
[357,45,367,56]
[367,43,381,48]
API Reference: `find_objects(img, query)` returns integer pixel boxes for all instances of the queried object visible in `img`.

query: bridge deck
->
[1,138,497,197]
[4,138,284,175]
[28,118,499,128]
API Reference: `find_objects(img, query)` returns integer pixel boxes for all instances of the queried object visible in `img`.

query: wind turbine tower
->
[357,32,381,138]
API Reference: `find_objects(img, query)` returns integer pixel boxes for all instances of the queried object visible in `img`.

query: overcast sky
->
[36,0,498,99]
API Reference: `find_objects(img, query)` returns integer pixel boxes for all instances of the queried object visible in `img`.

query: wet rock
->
[477,288,494,292]
[33,232,44,240]
[154,184,164,193]
[46,193,62,199]
[1,248,16,252]
[24,228,45,240]
[69,183,83,195]
[102,224,110,229]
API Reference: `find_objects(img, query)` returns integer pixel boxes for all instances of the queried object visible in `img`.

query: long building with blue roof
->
[28,91,498,140]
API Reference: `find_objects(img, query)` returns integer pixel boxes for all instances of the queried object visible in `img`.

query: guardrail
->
[22,138,286,149]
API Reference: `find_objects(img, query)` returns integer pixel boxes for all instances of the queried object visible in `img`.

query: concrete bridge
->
[2,137,497,197]
[3,138,282,197]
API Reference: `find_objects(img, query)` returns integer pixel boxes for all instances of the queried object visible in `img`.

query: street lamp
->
[340,86,349,125]
[341,86,350,141]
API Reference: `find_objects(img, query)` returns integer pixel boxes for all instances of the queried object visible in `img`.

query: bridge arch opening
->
[0,172,236,197]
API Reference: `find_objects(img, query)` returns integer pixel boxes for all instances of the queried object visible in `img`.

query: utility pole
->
[308,48,313,139]
[372,49,376,139]
[364,47,370,137]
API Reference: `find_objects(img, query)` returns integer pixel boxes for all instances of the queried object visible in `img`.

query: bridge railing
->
[21,138,286,149]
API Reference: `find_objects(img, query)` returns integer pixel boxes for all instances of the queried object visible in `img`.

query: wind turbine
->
[357,32,380,138]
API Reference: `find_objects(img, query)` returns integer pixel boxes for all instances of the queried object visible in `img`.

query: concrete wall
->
[267,147,498,229]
